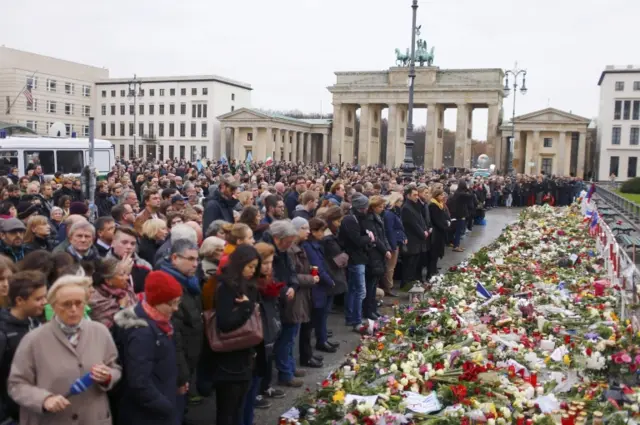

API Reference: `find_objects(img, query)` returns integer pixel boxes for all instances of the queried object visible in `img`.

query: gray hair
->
[270,219,298,239]
[119,189,136,204]
[206,219,228,238]
[170,223,197,244]
[171,238,198,256]
[68,220,95,238]
[50,206,63,217]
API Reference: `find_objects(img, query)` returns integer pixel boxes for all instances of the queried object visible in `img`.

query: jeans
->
[345,264,366,326]
[505,193,513,207]
[453,219,466,248]
[240,376,262,425]
[274,323,300,382]
[312,295,333,345]
[175,394,186,425]
[299,321,313,364]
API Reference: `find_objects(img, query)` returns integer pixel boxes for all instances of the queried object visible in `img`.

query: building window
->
[139,104,144,115]
[64,103,73,115]
[169,123,175,137]
[46,101,57,114]
[610,156,620,176]
[65,124,73,136]
[101,104,106,115]
[190,146,197,161]
[149,123,154,137]
[82,85,90,97]
[629,157,638,178]
[180,123,186,137]
[169,104,175,115]
[159,145,164,161]
[82,105,90,117]
[197,104,202,118]
[169,145,175,159]
[101,123,106,136]
[170,88,175,96]
[614,100,622,120]
[26,99,38,112]
[46,79,57,92]
[159,123,165,137]
[179,145,185,159]
[159,104,165,115]
[201,123,207,137]
[190,122,196,137]
[192,104,196,118]
[101,90,106,98]
[624,100,632,120]
[120,123,125,136]
[615,81,625,91]
[26,121,36,132]
[181,88,186,96]
[129,122,134,136]
[247,133,253,141]
[634,101,640,120]
[120,104,125,115]
[191,88,197,95]
[634,82,640,91]
[64,82,74,95]
[201,145,207,158]
[543,138,552,148]
[203,88,208,95]
[632,127,640,145]
[159,89,165,96]
[120,89,126,97]
[139,89,145,97]
[82,125,89,137]
[110,122,116,137]
[119,144,125,158]
[180,103,186,115]
[111,90,116,97]
[129,104,134,115]
[149,89,155,97]
[612,127,621,144]
[149,104,155,115]
[139,123,144,137]
[27,76,38,90]
[231,105,235,112]
[231,93,235,101]
[541,158,552,175]
[139,145,143,158]
[129,145,134,159]
[203,104,207,118]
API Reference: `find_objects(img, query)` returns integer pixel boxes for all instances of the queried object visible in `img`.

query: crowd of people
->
[0,158,586,425]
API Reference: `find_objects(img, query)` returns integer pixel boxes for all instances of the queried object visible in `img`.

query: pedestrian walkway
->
[185,207,523,425]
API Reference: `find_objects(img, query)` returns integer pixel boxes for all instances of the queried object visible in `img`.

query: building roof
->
[0,121,37,135]
[511,107,591,124]
[96,74,252,90]
[217,108,331,127]
[597,65,640,85]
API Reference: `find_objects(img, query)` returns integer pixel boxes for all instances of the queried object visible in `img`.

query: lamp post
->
[401,0,419,181]
[503,63,527,175]
[128,74,143,160]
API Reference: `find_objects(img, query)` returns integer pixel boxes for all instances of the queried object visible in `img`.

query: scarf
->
[98,283,136,307]
[258,277,285,298]
[431,199,444,210]
[142,301,173,336]
[160,263,201,296]
[55,316,84,347]
[67,245,96,262]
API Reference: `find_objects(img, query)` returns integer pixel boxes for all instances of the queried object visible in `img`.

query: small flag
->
[246,151,253,163]
[586,183,596,201]
[23,85,33,105]
[66,372,94,397]
[265,156,273,166]
[476,282,492,300]
[589,212,599,236]
[220,155,227,164]
[196,159,203,172]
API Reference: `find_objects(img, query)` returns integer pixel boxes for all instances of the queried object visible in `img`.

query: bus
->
[0,135,115,177]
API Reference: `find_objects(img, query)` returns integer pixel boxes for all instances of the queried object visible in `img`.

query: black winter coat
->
[113,304,177,425]
[138,236,162,266]
[401,200,428,255]
[24,236,55,254]
[362,212,391,276]
[262,231,300,291]
[428,202,449,259]
[321,232,347,296]
[95,192,114,217]
[338,210,372,265]
[448,190,473,220]
[202,189,239,231]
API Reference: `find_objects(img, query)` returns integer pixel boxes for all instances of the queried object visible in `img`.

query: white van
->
[0,135,115,177]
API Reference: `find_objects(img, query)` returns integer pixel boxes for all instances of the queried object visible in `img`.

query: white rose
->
[390,364,398,373]
[487,419,496,425]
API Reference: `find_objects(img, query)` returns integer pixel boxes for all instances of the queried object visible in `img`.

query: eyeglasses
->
[59,299,85,310]
[177,254,198,263]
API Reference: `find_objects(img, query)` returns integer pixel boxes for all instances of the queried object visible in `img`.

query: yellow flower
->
[333,390,345,403]
[611,312,619,323]
[395,330,404,337]
[544,356,551,364]
[563,354,571,366]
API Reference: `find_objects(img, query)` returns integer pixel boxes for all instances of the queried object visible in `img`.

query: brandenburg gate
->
[328,66,505,168]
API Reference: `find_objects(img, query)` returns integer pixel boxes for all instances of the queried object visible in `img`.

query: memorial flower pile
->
[280,204,640,425]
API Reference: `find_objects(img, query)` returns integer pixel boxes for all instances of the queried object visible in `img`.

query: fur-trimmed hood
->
[113,306,148,329]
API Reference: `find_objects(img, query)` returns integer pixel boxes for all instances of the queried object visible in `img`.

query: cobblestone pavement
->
[185,207,523,425]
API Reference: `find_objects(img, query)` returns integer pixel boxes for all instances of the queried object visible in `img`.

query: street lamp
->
[128,74,143,160]
[401,0,419,181]
[503,63,527,174]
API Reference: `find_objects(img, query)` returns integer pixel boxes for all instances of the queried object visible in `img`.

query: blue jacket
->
[324,193,342,206]
[113,303,177,425]
[301,240,334,308]
[383,207,407,251]
[285,191,299,218]
[202,189,239,231]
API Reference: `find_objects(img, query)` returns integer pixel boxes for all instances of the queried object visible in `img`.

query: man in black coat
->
[202,177,239,231]
[401,186,428,286]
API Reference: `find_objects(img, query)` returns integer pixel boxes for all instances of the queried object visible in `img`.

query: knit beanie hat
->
[145,271,183,306]
[69,202,88,216]
[291,217,308,231]
[351,193,369,211]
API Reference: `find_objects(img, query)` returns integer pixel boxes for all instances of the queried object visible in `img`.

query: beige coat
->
[8,320,122,425]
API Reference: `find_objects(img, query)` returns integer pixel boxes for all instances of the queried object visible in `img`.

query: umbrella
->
[65,372,94,397]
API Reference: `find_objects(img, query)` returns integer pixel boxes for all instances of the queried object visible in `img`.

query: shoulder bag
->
[204,304,263,353]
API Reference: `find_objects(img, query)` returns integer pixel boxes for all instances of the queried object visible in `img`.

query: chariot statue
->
[394,38,435,67]
[394,48,410,67]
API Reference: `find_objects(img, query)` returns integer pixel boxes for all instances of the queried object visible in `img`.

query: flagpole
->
[6,70,38,115]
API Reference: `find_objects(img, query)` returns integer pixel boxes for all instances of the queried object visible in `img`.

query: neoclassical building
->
[217,108,331,162]
[499,107,590,177]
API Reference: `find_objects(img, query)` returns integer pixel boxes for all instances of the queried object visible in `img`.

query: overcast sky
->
[2,0,637,140]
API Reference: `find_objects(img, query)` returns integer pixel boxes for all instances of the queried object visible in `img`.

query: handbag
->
[204,304,263,353]
[332,252,349,269]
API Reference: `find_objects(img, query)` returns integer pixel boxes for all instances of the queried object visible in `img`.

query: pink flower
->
[634,355,640,365]
[621,353,632,363]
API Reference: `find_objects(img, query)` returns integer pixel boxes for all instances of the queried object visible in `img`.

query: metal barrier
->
[595,184,640,223]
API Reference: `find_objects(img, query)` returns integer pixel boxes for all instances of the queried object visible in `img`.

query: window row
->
[101,87,216,98]
[27,77,91,97]
[23,121,90,137]
[35,100,91,117]
[609,156,639,178]
[611,126,640,145]
[100,122,208,138]
[100,103,208,118]
[613,100,640,120]
[615,81,640,92]
[117,144,207,162]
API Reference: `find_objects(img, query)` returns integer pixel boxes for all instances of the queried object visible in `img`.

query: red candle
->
[530,372,537,387]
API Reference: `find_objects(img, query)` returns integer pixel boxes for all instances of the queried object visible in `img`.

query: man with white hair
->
[153,223,198,267]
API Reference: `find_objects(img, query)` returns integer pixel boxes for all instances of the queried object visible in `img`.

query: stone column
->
[322,132,328,162]
[266,127,273,160]
[486,104,500,167]
[283,130,291,161]
[386,103,398,166]
[368,105,381,165]
[530,131,541,174]
[464,106,473,168]
[425,104,440,169]
[274,128,281,160]
[358,103,370,165]
[396,105,407,167]
[454,103,469,168]
[331,103,343,162]
[251,127,258,160]
[556,131,566,176]
[577,131,586,178]
[291,131,298,162]
[219,127,226,159]
[233,127,241,161]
